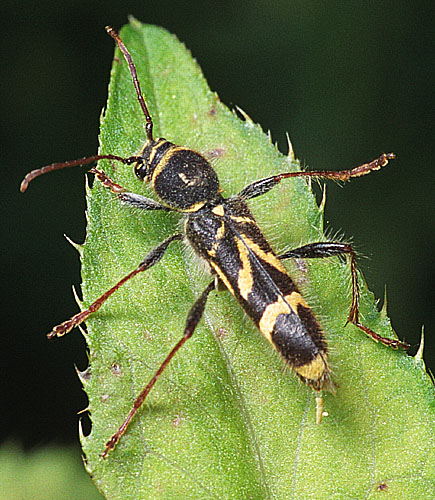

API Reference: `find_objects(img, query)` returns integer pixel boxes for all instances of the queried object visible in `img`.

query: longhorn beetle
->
[21,26,409,458]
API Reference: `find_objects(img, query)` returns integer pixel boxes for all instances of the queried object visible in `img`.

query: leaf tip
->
[318,184,327,213]
[64,233,83,254]
[127,15,141,29]
[78,416,90,442]
[76,364,92,385]
[286,132,295,159]
[235,105,254,125]
[72,285,83,309]
[415,326,425,363]
[380,286,389,318]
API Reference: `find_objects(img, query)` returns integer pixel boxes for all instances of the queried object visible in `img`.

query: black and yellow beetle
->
[20,26,408,458]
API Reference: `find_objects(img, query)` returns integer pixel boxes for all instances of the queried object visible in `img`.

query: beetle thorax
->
[136,138,220,212]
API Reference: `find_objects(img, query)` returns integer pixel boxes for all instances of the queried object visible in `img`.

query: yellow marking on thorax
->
[294,353,327,381]
[150,145,184,188]
[180,200,207,213]
[209,261,235,295]
[236,239,253,300]
[178,172,198,187]
[212,204,225,216]
[147,138,167,165]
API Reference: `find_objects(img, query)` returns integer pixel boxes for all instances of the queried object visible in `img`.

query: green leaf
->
[79,18,435,499]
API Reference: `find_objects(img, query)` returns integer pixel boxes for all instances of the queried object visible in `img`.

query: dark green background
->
[2,0,433,450]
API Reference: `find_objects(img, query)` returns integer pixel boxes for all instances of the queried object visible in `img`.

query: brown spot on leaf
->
[111,362,122,376]
[376,482,388,491]
[206,148,226,160]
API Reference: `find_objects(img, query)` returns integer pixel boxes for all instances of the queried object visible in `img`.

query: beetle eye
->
[135,162,147,180]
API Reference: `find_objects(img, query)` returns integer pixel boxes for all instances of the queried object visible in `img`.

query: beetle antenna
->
[20,154,141,192]
[106,26,154,142]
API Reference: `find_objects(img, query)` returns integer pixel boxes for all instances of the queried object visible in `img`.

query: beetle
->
[21,26,408,458]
